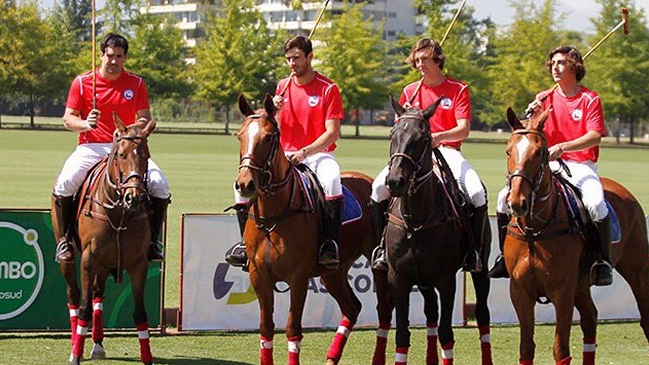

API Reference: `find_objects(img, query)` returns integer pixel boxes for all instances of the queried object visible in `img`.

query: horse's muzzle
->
[123,191,144,212]
[235,176,257,198]
[386,174,407,198]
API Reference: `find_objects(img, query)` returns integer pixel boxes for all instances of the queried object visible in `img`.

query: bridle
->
[388,114,434,197]
[238,114,292,196]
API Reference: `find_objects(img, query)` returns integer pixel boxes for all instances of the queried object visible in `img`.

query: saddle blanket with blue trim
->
[296,169,362,225]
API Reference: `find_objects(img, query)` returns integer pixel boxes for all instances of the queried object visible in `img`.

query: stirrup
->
[462,250,482,273]
[55,241,74,263]
[318,240,339,269]
[147,241,165,262]
[590,261,613,286]
[488,255,509,279]
[371,246,388,271]
[225,242,248,267]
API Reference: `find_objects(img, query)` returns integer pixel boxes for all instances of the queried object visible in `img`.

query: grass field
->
[1,127,648,364]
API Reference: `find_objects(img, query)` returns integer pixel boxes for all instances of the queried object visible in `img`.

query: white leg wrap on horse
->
[427,326,438,336]
[395,351,408,363]
[76,325,88,336]
[376,328,389,338]
[583,342,596,352]
[93,302,103,311]
[481,333,491,343]
[288,339,301,353]
[69,308,79,317]
[137,329,149,340]
[336,325,351,337]
[260,339,273,349]
[442,348,454,359]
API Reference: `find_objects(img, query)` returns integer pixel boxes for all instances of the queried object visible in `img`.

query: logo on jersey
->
[571,109,583,121]
[440,97,453,110]
[308,95,320,107]
[123,89,135,100]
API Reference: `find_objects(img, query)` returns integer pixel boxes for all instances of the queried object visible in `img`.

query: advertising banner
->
[0,209,162,330]
[180,213,465,331]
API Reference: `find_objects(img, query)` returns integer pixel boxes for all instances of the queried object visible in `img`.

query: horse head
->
[109,112,154,212]
[505,106,552,217]
[235,93,281,198]
[386,94,442,197]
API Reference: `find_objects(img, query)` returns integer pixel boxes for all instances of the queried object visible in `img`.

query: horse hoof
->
[68,354,81,365]
[325,359,336,365]
[91,342,106,359]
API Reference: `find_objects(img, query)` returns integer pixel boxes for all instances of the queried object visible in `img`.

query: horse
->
[234,94,393,365]
[503,107,649,365]
[383,96,493,365]
[58,114,157,365]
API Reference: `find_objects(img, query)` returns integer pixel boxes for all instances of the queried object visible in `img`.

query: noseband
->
[507,129,549,200]
[389,114,434,196]
[104,134,149,209]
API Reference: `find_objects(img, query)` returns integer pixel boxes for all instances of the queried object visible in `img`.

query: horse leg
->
[470,271,493,365]
[615,249,649,342]
[70,253,95,365]
[574,284,598,365]
[372,268,392,365]
[390,276,412,365]
[91,271,109,360]
[321,272,362,365]
[129,261,153,365]
[550,289,576,364]
[249,268,276,365]
[510,281,536,365]
[285,279,309,365]
[60,261,80,348]
[437,278,457,365]
[421,287,439,365]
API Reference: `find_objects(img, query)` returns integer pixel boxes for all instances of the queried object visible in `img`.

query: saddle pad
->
[557,179,621,244]
[296,169,361,225]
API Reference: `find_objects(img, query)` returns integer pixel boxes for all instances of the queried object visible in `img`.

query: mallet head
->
[622,7,630,35]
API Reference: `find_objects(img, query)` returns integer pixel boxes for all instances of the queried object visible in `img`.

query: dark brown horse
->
[384,96,493,365]
[503,107,649,365]
[234,94,392,365]
[58,114,156,365]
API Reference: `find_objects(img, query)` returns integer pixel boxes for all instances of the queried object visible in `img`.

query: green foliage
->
[101,0,141,36]
[129,13,193,100]
[318,1,390,121]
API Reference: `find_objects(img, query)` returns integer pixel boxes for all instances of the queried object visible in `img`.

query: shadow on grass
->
[102,356,251,365]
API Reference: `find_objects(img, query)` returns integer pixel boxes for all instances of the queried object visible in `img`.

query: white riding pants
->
[234,151,342,204]
[371,146,487,207]
[496,160,608,221]
[53,143,170,199]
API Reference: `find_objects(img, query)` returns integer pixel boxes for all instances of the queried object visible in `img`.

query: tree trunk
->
[30,94,35,129]
[630,116,635,144]
[225,103,231,135]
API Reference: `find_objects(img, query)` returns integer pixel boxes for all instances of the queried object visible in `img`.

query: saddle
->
[553,173,621,244]
[75,157,109,221]
[431,149,472,221]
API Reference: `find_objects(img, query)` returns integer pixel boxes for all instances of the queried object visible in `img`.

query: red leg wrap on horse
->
[556,356,572,365]
[519,360,533,365]
[136,322,153,364]
[92,297,104,342]
[68,304,79,347]
[426,322,439,365]
[441,341,454,365]
[327,318,354,362]
[73,319,90,359]
[260,335,274,365]
[395,346,408,365]
[372,323,390,365]
[478,325,493,365]
[287,335,302,365]
[582,337,596,365]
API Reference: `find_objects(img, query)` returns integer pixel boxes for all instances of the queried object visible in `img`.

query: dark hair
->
[546,45,585,82]
[100,33,129,55]
[283,35,312,56]
[406,38,445,70]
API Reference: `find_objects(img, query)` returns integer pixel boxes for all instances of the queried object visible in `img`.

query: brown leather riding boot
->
[52,194,75,263]
[591,214,613,286]
[148,197,170,262]
[319,198,342,269]
[370,200,389,271]
[225,204,249,268]
[488,213,511,278]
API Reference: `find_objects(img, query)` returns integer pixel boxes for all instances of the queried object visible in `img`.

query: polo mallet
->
[91,0,97,110]
[278,0,331,97]
[524,7,629,117]
[407,0,468,105]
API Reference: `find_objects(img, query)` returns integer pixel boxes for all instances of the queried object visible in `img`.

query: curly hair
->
[546,45,586,82]
[406,38,445,70]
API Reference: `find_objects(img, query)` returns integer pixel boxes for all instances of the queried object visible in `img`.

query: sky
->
[38,0,649,32]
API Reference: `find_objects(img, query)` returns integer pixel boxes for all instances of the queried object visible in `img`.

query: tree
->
[318,1,389,136]
[53,0,93,41]
[128,12,193,100]
[586,0,649,144]
[102,0,140,36]
[192,0,285,133]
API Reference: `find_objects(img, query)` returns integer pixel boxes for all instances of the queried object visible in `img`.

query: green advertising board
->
[0,209,162,330]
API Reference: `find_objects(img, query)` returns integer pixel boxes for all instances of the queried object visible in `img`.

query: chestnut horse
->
[503,107,649,365]
[384,96,493,365]
[234,94,392,365]
[58,115,156,365]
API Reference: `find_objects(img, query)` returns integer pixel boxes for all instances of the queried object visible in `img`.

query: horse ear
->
[263,93,276,117]
[113,112,127,133]
[422,96,443,121]
[533,106,552,131]
[238,94,254,117]
[142,119,156,137]
[506,107,525,131]
[390,94,405,116]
